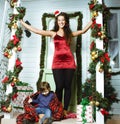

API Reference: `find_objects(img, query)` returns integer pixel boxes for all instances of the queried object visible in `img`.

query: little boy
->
[17,81,64,124]
[28,81,54,124]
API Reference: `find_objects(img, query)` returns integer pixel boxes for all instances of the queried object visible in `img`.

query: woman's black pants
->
[52,69,75,110]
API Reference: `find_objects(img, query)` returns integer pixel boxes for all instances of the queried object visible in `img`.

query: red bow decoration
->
[100,52,110,63]
[1,106,7,112]
[2,76,9,83]
[15,58,22,67]
[12,93,18,101]
[89,4,95,10]
[100,108,109,116]
[12,35,20,45]
[104,53,110,62]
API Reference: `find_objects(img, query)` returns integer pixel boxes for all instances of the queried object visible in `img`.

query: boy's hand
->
[28,97,32,103]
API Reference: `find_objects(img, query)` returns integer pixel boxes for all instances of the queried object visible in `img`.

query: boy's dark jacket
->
[16,91,64,124]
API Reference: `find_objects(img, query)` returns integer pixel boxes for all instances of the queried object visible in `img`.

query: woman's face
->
[57,15,66,29]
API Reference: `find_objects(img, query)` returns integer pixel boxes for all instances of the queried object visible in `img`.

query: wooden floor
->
[106,115,120,124]
[1,118,96,124]
[1,113,120,124]
[1,111,96,124]
[53,119,95,124]
[2,117,120,124]
[1,112,95,124]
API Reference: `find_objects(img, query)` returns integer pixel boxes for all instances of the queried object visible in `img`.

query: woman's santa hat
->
[54,10,61,17]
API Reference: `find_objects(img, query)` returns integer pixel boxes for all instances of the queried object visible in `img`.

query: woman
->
[20,11,93,115]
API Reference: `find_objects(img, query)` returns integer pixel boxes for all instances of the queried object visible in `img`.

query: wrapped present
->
[77,105,93,123]
[76,98,93,123]
[12,85,33,110]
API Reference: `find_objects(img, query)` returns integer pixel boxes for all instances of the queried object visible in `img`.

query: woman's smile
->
[57,15,66,28]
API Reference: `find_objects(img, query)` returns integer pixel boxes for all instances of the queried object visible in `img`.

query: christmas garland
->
[0,1,27,113]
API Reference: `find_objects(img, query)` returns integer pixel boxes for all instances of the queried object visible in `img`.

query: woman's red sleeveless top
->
[52,34,76,69]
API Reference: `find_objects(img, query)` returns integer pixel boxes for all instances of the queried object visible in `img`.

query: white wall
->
[0,0,5,30]
[19,0,91,91]
[0,0,11,56]
[0,0,5,53]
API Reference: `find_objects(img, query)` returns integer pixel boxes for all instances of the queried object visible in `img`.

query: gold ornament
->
[94,54,98,58]
[95,101,100,106]
[13,77,17,82]
[91,56,95,60]
[92,11,98,17]
[101,31,105,35]
[7,54,12,59]
[91,51,96,56]
[90,101,95,106]
[100,34,106,40]
[14,47,18,52]
[7,105,12,112]
[90,101,93,105]
[12,23,18,29]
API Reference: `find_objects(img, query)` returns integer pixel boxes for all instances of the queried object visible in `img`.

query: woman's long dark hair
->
[52,12,72,45]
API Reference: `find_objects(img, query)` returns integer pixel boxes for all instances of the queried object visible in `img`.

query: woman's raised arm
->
[20,20,55,37]
[72,20,93,37]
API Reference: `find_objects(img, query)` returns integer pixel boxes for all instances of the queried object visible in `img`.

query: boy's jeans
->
[35,107,51,124]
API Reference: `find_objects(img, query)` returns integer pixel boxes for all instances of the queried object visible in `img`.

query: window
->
[107,9,120,69]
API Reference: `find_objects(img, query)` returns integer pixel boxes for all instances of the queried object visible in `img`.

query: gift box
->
[12,85,33,110]
[77,105,93,123]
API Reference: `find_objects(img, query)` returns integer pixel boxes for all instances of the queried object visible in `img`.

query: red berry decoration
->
[100,108,109,115]
[98,32,102,37]
[17,46,22,51]
[2,106,7,112]
[4,52,9,57]
[11,82,15,87]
